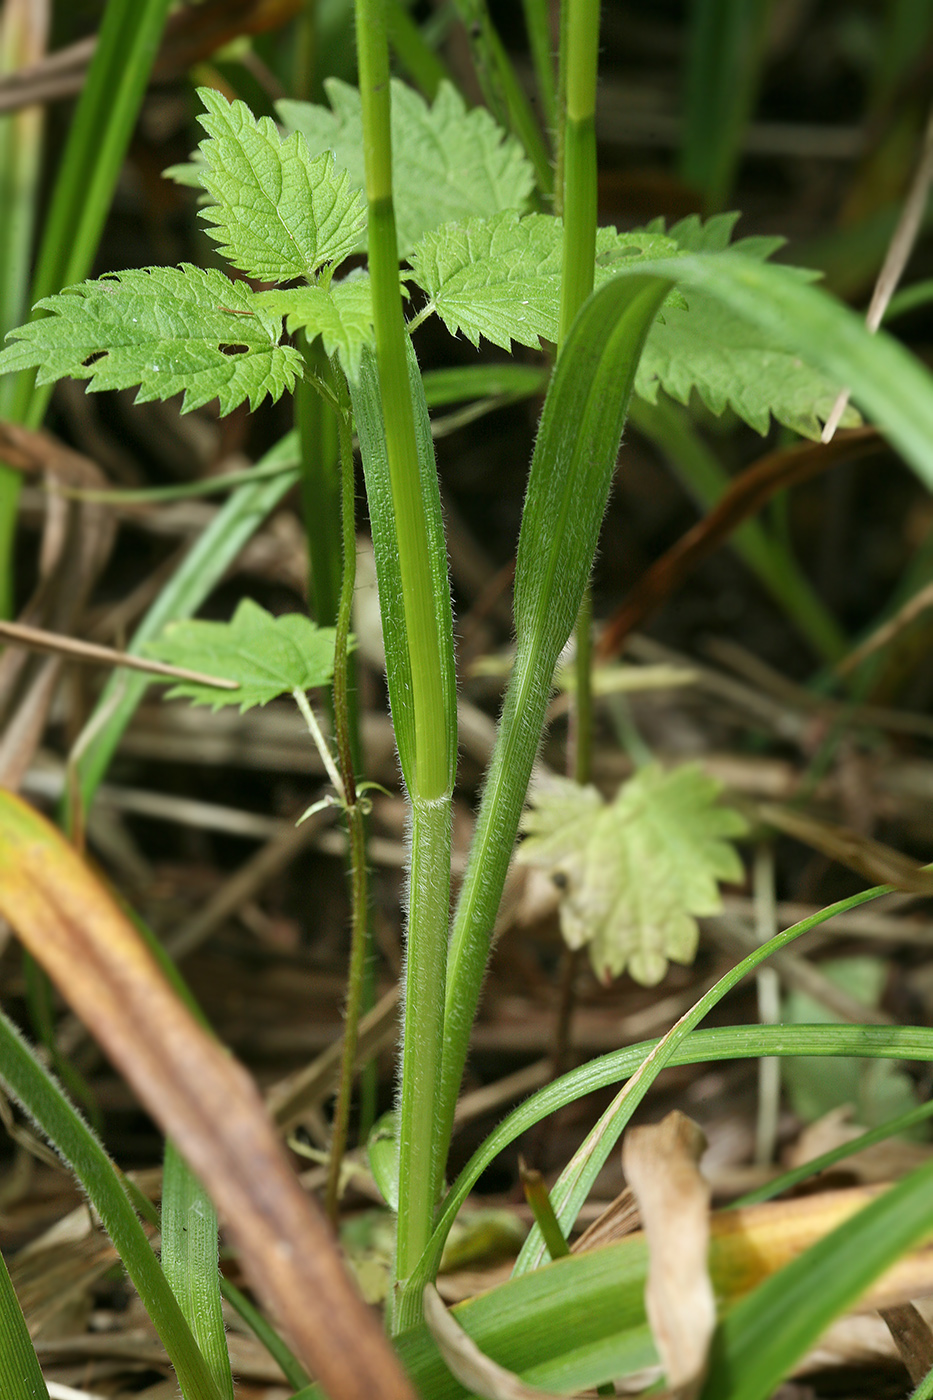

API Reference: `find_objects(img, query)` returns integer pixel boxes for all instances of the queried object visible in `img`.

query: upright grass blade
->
[70,432,300,813]
[701,1155,933,1400]
[0,1008,224,1400]
[0,0,174,611]
[520,0,558,137]
[162,1143,235,1400]
[353,0,457,1312]
[296,337,342,626]
[423,883,916,1292]
[0,0,48,416]
[349,339,456,1312]
[428,275,672,1268]
[679,0,774,212]
[0,1246,50,1400]
[448,0,553,195]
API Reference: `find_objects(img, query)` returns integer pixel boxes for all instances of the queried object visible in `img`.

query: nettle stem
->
[354,0,455,1322]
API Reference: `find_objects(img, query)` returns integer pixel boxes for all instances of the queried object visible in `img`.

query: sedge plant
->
[4,3,933,1398]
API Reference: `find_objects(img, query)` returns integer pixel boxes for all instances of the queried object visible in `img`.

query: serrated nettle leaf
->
[278,79,535,257]
[0,265,300,416]
[634,282,861,439]
[255,271,376,382]
[408,212,681,350]
[518,765,748,987]
[144,598,338,712]
[195,85,366,282]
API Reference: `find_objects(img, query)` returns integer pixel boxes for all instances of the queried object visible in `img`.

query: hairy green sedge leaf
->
[278,79,534,257]
[517,765,747,985]
[255,271,375,381]
[0,265,300,415]
[408,212,680,349]
[145,598,337,712]
[349,339,457,794]
[430,276,674,1280]
[194,85,366,282]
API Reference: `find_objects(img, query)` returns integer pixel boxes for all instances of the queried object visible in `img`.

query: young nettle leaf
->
[517,765,748,987]
[0,265,301,415]
[407,213,681,350]
[278,79,535,256]
[255,271,375,382]
[194,86,366,283]
[144,598,338,712]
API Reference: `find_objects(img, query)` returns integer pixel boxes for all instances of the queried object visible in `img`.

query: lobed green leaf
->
[518,764,747,985]
[0,265,300,415]
[145,598,337,712]
[195,85,366,282]
[278,79,535,256]
[255,271,375,382]
[408,212,679,349]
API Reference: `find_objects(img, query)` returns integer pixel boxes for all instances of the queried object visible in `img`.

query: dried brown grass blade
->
[0,790,415,1400]
[879,1302,933,1384]
[622,1111,714,1400]
[758,801,933,894]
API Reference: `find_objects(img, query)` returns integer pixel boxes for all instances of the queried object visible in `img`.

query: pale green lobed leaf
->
[195,85,366,281]
[408,213,680,350]
[255,271,375,381]
[0,265,300,415]
[278,79,535,257]
[144,598,338,712]
[518,764,748,986]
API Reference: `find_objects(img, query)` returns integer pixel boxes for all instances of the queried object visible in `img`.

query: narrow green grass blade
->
[0,0,47,414]
[296,337,342,625]
[732,1095,933,1208]
[433,274,672,1221]
[520,0,558,135]
[421,363,547,408]
[349,341,457,796]
[162,1143,235,1400]
[679,0,774,211]
[0,1248,49,1400]
[701,1156,933,1400]
[219,1276,311,1392]
[513,881,899,1274]
[387,0,452,99]
[71,432,299,811]
[0,1009,223,1400]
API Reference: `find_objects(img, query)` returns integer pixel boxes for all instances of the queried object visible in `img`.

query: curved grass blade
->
[433,273,673,1240]
[423,866,924,1289]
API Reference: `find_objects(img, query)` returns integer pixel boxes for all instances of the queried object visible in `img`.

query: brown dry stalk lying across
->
[0,790,415,1400]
